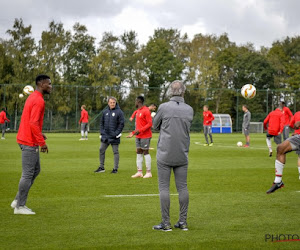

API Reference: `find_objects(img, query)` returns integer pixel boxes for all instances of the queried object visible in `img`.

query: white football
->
[241,84,256,99]
[23,85,34,95]
[151,112,156,118]
[237,141,243,147]
[19,93,24,98]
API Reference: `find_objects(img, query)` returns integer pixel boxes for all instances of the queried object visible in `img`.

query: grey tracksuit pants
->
[283,125,290,141]
[99,142,119,170]
[1,123,5,137]
[157,162,189,225]
[15,144,40,207]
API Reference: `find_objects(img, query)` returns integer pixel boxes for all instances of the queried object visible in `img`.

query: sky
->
[0,0,299,48]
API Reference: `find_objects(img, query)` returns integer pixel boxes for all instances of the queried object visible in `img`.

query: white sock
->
[81,131,84,137]
[274,160,284,183]
[144,154,151,171]
[85,131,88,138]
[136,154,143,171]
[266,138,272,152]
[298,167,300,175]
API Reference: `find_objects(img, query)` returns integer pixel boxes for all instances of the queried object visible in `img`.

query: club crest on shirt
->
[106,113,108,116]
[112,113,115,117]
[139,113,142,117]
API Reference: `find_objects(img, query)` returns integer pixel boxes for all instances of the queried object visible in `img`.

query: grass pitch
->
[0,133,299,249]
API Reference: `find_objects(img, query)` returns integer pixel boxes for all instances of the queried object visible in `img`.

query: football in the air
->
[23,85,35,95]
[237,141,243,147]
[241,84,256,99]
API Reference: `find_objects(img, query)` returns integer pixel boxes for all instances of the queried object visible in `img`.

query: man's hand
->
[78,121,81,125]
[294,121,300,129]
[42,133,47,140]
[129,117,133,122]
[126,132,135,138]
[278,132,281,135]
[40,144,48,153]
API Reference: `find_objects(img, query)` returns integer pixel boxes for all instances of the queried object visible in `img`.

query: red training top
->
[282,106,293,126]
[263,108,284,136]
[289,111,300,135]
[79,109,89,123]
[133,106,152,139]
[17,90,45,147]
[203,111,214,126]
[0,111,10,124]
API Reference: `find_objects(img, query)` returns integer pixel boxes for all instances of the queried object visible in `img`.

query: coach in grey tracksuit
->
[153,80,194,228]
[242,105,251,146]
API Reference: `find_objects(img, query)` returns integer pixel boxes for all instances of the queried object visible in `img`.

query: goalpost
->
[250,122,263,133]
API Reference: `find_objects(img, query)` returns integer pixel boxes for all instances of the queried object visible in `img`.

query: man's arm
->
[209,112,214,122]
[279,114,284,134]
[114,111,125,137]
[79,111,83,124]
[4,112,10,122]
[289,116,295,129]
[246,112,251,128]
[263,115,269,130]
[287,108,293,120]
[100,112,105,134]
[153,105,163,131]
[29,103,46,147]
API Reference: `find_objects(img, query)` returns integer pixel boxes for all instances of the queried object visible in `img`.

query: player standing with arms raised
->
[266,111,300,193]
[280,101,293,140]
[242,105,251,147]
[203,105,214,146]
[79,105,89,140]
[127,96,153,178]
[0,107,10,139]
[263,106,284,157]
[11,75,52,214]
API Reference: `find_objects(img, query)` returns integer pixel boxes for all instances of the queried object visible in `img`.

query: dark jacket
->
[100,104,125,144]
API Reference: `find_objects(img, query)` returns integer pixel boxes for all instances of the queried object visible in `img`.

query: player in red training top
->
[263,106,284,157]
[266,111,300,193]
[0,107,10,139]
[127,96,153,178]
[281,101,293,140]
[203,105,214,146]
[79,105,89,140]
[129,103,157,122]
[11,75,52,214]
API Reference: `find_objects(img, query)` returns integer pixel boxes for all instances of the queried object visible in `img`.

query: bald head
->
[168,80,186,97]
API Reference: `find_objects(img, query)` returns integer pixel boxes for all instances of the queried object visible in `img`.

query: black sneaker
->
[152,223,172,231]
[269,152,272,157]
[174,221,188,231]
[266,181,284,194]
[111,169,118,174]
[94,167,105,173]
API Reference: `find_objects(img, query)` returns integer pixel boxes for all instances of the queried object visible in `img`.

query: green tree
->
[89,32,121,110]
[63,23,96,85]
[38,21,71,84]
[144,28,184,104]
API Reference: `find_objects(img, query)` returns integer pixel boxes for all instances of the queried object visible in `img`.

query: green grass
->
[0,133,299,249]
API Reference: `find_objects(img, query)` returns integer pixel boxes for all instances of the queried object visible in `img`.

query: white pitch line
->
[104,194,178,198]
[193,143,267,150]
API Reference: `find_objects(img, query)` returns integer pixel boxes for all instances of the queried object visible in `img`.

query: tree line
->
[0,18,299,130]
